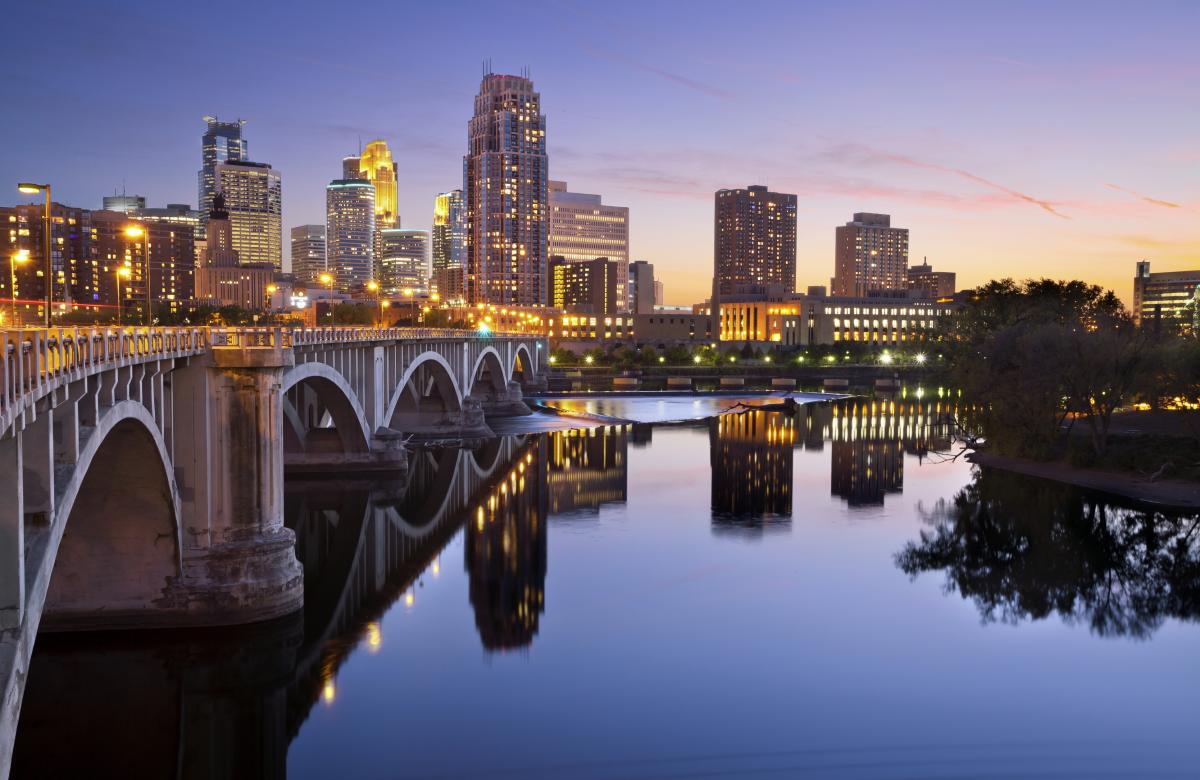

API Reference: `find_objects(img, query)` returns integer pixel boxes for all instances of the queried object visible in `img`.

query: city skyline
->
[2,1,1196,306]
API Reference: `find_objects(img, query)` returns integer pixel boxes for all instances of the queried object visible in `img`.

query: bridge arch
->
[468,347,509,402]
[510,344,534,387]
[40,401,182,630]
[385,351,466,433]
[281,362,372,455]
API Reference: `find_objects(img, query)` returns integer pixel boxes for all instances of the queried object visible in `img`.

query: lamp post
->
[367,280,380,325]
[265,283,278,315]
[124,225,150,324]
[16,182,52,327]
[116,266,132,325]
[9,250,30,326]
[319,273,334,321]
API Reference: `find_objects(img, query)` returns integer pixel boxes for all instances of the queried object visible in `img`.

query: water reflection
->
[897,467,1200,638]
[710,411,794,526]
[547,426,628,515]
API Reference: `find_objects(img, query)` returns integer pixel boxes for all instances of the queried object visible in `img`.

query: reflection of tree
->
[896,469,1200,638]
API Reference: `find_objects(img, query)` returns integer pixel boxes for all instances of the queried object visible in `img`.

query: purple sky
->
[3,0,1197,304]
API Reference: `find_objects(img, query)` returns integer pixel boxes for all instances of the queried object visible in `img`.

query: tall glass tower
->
[463,71,548,306]
[198,116,247,239]
[326,179,375,292]
[359,140,399,228]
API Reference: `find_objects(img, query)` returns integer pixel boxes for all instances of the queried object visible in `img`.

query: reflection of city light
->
[323,680,336,705]
[366,621,382,652]
[405,592,415,607]
[432,559,440,576]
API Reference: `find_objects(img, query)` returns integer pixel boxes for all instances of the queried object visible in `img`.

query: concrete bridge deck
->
[0,325,545,776]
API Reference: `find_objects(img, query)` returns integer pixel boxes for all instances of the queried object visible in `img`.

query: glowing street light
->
[319,273,334,318]
[124,225,151,323]
[915,353,927,364]
[17,182,52,326]
[9,250,30,325]
[693,355,702,364]
[116,266,132,325]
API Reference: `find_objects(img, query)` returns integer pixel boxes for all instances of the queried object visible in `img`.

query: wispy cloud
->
[823,144,1069,219]
[580,45,735,100]
[1104,183,1180,209]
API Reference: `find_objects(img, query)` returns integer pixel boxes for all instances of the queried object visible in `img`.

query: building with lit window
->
[326,178,375,292]
[198,116,247,239]
[833,212,909,296]
[358,140,399,228]
[714,185,797,299]
[2,203,101,322]
[195,194,274,308]
[379,228,428,295]
[906,260,955,299]
[102,194,145,214]
[464,71,548,306]
[550,256,618,314]
[290,224,327,284]
[1133,260,1200,332]
[546,427,628,515]
[432,189,466,301]
[215,160,282,269]
[96,213,195,315]
[549,180,629,310]
[710,411,794,521]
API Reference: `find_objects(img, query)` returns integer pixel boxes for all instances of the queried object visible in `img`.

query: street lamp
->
[9,250,30,326]
[116,266,132,325]
[124,225,150,324]
[367,280,381,325]
[17,182,52,327]
[265,283,278,313]
[319,273,334,320]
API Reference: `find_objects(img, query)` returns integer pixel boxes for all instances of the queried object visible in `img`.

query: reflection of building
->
[464,72,549,306]
[827,400,956,506]
[833,212,909,297]
[546,427,628,514]
[466,439,548,650]
[1133,260,1200,331]
[549,180,629,310]
[710,411,794,520]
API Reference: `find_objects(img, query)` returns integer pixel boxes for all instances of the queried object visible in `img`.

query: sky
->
[2,0,1197,306]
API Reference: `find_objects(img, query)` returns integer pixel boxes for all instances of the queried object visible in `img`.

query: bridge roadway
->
[0,325,545,774]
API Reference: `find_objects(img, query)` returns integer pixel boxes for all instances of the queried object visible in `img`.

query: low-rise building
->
[1133,260,1200,331]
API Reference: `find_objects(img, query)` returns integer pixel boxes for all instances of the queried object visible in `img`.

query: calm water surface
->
[13,397,1200,778]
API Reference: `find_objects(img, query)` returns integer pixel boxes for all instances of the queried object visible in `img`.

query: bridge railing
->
[1,327,209,432]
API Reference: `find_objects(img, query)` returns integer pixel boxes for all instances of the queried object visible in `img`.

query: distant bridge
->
[0,325,545,775]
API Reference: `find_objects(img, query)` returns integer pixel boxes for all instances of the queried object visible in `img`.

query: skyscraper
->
[291,224,327,283]
[832,213,909,296]
[198,116,247,239]
[464,71,549,306]
[550,256,619,314]
[628,260,656,314]
[214,160,282,269]
[548,180,629,310]
[713,185,797,298]
[326,178,375,292]
[359,140,399,228]
[379,228,429,295]
[102,194,145,214]
[432,189,466,301]
[341,156,361,179]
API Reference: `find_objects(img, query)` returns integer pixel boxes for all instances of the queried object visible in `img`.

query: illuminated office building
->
[907,260,955,299]
[629,260,656,314]
[464,71,549,306]
[2,203,97,320]
[214,160,282,269]
[549,180,629,310]
[326,179,375,292]
[379,228,428,295]
[550,256,619,314]
[290,224,327,283]
[713,185,797,300]
[1133,260,1200,331]
[195,194,274,308]
[358,140,399,228]
[102,194,145,214]
[833,212,909,296]
[198,116,247,239]
[432,189,466,301]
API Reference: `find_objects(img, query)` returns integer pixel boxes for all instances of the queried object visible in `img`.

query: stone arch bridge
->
[0,325,544,773]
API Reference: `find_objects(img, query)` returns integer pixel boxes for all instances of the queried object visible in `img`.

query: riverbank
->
[967,450,1200,509]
